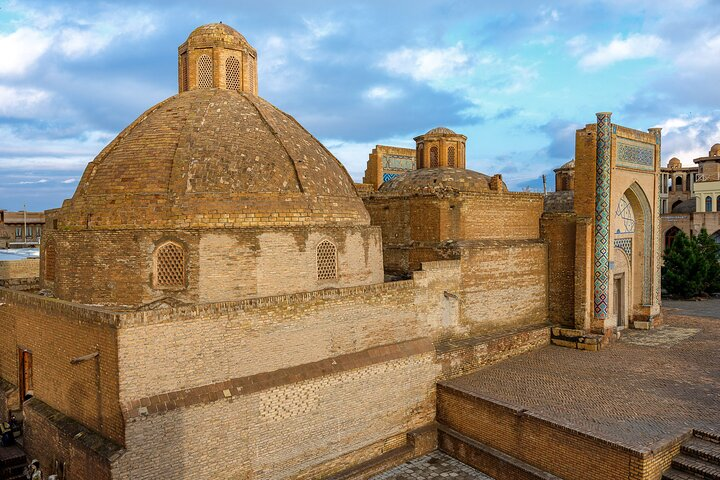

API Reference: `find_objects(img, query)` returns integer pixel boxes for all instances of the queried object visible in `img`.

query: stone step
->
[662,468,703,480]
[672,454,720,479]
[683,437,720,465]
[695,430,720,444]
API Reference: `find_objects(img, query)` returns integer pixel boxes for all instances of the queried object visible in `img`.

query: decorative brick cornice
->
[122,338,434,420]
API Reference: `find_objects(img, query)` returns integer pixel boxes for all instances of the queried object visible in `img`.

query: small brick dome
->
[185,23,252,50]
[426,126,457,135]
[379,167,495,194]
[667,157,682,169]
[61,88,368,229]
[710,144,720,157]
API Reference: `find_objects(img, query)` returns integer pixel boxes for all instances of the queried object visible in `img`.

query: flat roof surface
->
[0,248,40,261]
[441,300,720,451]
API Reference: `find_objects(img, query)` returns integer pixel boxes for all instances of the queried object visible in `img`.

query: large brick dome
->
[379,168,494,194]
[61,88,369,230]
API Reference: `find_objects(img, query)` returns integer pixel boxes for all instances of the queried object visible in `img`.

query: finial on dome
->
[177,23,258,95]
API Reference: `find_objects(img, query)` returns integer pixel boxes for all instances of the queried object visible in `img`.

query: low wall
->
[0,258,38,280]
[437,384,686,480]
[23,398,122,480]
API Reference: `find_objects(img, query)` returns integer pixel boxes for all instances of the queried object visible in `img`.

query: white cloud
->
[16,179,48,185]
[575,34,664,70]
[0,5,158,77]
[61,178,77,184]
[380,43,472,83]
[654,114,720,165]
[363,86,402,101]
[0,86,52,117]
[0,28,52,77]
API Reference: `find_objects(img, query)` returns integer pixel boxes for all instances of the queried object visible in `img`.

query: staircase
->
[663,430,720,480]
[0,444,27,480]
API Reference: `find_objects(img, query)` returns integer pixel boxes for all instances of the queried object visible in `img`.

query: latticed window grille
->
[430,146,439,168]
[155,242,185,288]
[448,146,456,167]
[226,56,240,91]
[180,53,188,91]
[248,58,255,93]
[44,243,56,282]
[197,54,213,89]
[316,240,337,280]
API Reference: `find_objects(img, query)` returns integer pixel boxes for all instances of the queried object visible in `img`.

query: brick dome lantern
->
[41,24,383,307]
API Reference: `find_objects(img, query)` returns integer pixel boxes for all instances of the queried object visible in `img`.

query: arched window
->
[675,175,683,190]
[155,241,185,288]
[668,176,673,192]
[316,240,337,280]
[448,146,456,167]
[706,196,713,212]
[197,54,213,89]
[225,56,240,91]
[417,144,424,168]
[44,242,56,282]
[430,146,439,168]
[665,227,680,250]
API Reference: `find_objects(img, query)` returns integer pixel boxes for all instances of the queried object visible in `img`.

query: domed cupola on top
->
[178,23,258,94]
[413,127,467,169]
[41,23,383,307]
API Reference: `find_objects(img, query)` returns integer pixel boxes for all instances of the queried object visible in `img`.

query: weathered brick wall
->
[0,289,123,445]
[113,352,439,480]
[460,194,543,240]
[117,281,426,401]
[459,241,548,333]
[0,259,39,280]
[364,192,543,275]
[437,385,675,480]
[23,399,115,480]
[44,226,383,306]
[541,213,576,326]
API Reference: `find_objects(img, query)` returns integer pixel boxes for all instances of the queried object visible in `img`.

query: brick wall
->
[0,259,38,280]
[0,289,123,445]
[437,384,680,480]
[541,213,576,327]
[23,398,116,480]
[44,226,383,306]
[112,351,439,479]
[459,241,548,333]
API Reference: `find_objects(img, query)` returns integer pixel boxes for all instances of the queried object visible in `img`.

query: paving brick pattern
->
[370,451,494,479]
[443,306,720,450]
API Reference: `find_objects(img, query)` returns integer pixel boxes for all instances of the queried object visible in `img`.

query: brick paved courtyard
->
[371,451,493,479]
[443,303,720,450]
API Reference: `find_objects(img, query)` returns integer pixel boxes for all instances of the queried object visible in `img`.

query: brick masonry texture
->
[370,450,494,479]
[0,259,38,280]
[438,308,720,480]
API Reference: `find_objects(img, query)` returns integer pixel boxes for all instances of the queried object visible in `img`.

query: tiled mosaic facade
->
[594,113,612,320]
[614,238,632,261]
[382,154,416,171]
[616,138,655,171]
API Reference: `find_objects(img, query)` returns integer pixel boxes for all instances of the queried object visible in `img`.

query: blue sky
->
[1,0,720,211]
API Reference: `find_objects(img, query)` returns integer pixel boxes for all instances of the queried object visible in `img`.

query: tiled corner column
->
[648,127,663,313]
[593,112,612,328]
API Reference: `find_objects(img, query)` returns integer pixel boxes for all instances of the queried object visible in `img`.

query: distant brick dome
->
[667,157,682,169]
[186,23,252,50]
[426,126,457,135]
[710,143,720,157]
[61,88,368,229]
[379,168,498,194]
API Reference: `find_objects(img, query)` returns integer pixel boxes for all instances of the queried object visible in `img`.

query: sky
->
[1,0,720,211]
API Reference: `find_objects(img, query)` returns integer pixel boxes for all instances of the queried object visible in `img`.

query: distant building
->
[659,145,720,248]
[0,210,44,248]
